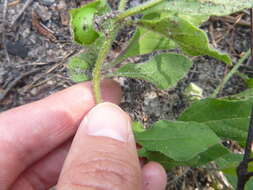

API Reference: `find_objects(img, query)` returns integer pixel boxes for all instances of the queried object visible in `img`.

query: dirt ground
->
[0,0,252,189]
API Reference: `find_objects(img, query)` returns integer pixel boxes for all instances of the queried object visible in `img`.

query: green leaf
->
[215,153,243,175]
[140,143,228,170]
[215,153,253,189]
[179,14,209,26]
[69,0,109,45]
[138,150,178,170]
[132,121,146,133]
[110,53,192,90]
[138,16,231,64]
[113,13,208,67]
[143,0,253,17]
[145,11,209,26]
[67,48,98,82]
[178,98,253,145]
[68,54,90,82]
[190,144,229,166]
[135,120,222,161]
[225,174,253,190]
[114,27,176,64]
[246,78,253,89]
[228,89,253,100]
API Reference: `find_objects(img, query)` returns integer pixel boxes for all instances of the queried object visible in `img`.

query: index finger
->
[0,79,121,188]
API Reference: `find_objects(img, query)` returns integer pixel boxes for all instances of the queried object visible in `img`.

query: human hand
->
[0,80,167,190]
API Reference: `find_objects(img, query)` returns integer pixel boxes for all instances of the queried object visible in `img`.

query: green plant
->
[68,0,253,188]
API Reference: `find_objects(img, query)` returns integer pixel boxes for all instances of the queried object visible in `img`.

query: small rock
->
[47,80,54,85]
[30,88,38,96]
[58,0,69,26]
[198,74,206,81]
[6,41,29,58]
[47,49,55,57]
[144,91,157,100]
[40,0,55,6]
[0,68,4,84]
[0,90,13,105]
[34,3,52,22]
[28,34,37,44]
[22,28,31,39]
[0,24,4,33]
[8,9,16,15]
[57,0,66,10]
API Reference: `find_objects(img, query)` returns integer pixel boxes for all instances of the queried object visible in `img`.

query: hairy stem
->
[92,0,164,103]
[116,0,164,22]
[119,0,128,11]
[92,29,116,104]
[211,49,251,98]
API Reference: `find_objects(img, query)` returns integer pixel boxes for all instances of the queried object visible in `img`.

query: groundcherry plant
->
[68,0,253,188]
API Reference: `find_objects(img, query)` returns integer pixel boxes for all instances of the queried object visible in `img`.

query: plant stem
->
[92,28,116,104]
[116,0,165,22]
[236,9,253,190]
[211,49,251,98]
[236,107,253,190]
[92,0,164,103]
[118,0,128,11]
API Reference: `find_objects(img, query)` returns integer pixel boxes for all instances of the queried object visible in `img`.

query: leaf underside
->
[110,53,192,90]
[138,16,231,64]
[143,0,253,17]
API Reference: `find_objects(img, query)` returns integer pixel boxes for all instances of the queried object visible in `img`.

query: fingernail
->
[84,102,130,142]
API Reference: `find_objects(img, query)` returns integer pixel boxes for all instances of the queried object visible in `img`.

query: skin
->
[0,79,167,190]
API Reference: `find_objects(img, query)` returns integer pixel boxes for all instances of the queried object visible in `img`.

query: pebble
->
[34,3,52,22]
[22,28,31,39]
[6,41,29,59]
[0,24,4,33]
[144,91,157,101]
[30,88,38,96]
[47,80,54,85]
[198,74,207,81]
[58,0,69,26]
[40,0,55,6]
[28,34,37,44]
[57,0,66,10]
[0,68,4,84]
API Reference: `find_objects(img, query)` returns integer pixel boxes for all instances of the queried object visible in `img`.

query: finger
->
[11,140,71,190]
[0,80,121,190]
[57,103,142,190]
[142,162,167,190]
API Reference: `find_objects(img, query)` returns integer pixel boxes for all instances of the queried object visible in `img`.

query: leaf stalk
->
[211,49,251,98]
[92,28,116,104]
[116,0,164,22]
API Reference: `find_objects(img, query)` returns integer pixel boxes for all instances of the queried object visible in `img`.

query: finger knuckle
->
[66,156,139,190]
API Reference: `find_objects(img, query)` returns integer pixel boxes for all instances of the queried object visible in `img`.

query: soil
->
[0,0,252,189]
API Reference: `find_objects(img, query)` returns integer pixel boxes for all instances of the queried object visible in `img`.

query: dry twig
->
[8,0,21,7]
[2,0,11,63]
[211,16,251,27]
[10,0,33,27]
[23,51,75,92]
[32,11,57,41]
[0,68,40,102]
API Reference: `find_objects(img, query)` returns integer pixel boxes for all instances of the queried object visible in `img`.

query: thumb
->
[57,103,142,190]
